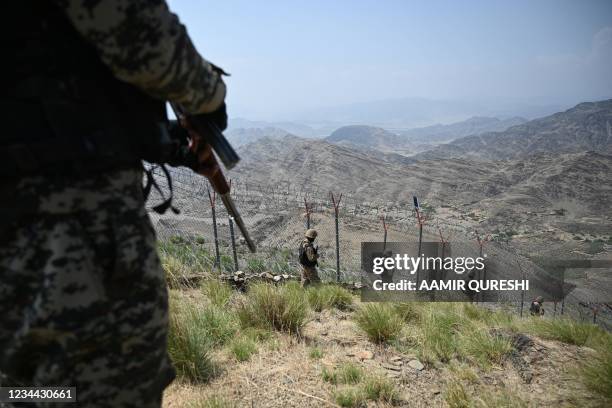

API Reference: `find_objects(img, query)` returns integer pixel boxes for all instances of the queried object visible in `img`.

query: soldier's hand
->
[179,117,220,178]
[192,102,228,131]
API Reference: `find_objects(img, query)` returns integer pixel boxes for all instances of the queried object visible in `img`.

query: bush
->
[202,280,233,307]
[355,303,403,344]
[307,285,353,312]
[230,336,258,362]
[362,375,398,403]
[237,282,308,333]
[332,387,366,408]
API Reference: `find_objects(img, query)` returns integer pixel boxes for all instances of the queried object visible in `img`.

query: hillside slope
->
[415,100,612,161]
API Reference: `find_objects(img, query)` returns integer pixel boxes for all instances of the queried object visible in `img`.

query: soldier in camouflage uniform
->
[299,229,321,287]
[1,1,227,406]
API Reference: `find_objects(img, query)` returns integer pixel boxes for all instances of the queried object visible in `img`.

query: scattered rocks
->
[407,359,425,371]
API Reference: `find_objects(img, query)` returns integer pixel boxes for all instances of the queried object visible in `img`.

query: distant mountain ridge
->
[324,116,528,155]
[414,99,612,161]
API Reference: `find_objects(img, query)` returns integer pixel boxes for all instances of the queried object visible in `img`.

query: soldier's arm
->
[53,0,225,114]
[305,246,318,262]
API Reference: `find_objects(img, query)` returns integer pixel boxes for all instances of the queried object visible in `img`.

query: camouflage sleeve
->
[53,0,225,114]
[305,245,317,262]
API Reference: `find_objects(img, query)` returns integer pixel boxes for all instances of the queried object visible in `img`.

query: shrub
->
[354,303,403,343]
[237,282,308,333]
[307,285,353,312]
[202,280,233,307]
[332,387,366,408]
[362,375,398,403]
[230,336,258,362]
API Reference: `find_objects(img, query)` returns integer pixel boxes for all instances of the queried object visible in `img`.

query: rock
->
[383,363,402,372]
[356,350,374,360]
[407,359,424,371]
[235,270,245,277]
[273,275,282,282]
[281,274,290,279]
[390,356,403,362]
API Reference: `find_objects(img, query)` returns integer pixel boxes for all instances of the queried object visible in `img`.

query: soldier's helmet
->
[305,229,318,239]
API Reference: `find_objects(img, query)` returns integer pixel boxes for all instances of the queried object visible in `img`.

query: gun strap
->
[143,164,179,215]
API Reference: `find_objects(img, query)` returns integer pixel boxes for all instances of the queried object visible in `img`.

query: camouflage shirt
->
[302,239,318,263]
[53,0,225,114]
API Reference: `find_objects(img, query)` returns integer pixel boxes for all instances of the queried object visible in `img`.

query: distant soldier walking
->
[530,296,545,316]
[299,229,320,287]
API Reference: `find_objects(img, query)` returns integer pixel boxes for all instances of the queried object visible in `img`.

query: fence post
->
[381,214,388,252]
[331,192,342,283]
[208,187,220,269]
[561,296,565,315]
[475,231,489,304]
[304,197,311,229]
[517,260,525,317]
[229,216,238,271]
[413,196,425,288]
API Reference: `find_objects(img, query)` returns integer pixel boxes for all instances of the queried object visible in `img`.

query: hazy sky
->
[168,0,612,120]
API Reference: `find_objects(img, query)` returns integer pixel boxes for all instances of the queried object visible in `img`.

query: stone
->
[407,359,424,371]
[383,363,402,372]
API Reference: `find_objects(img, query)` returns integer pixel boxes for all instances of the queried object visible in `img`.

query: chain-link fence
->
[146,165,611,329]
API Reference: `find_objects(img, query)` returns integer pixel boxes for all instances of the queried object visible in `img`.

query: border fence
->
[146,165,611,330]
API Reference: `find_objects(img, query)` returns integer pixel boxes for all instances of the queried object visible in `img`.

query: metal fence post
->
[413,197,425,288]
[517,260,525,317]
[381,214,388,252]
[229,216,238,271]
[331,192,342,283]
[208,188,220,269]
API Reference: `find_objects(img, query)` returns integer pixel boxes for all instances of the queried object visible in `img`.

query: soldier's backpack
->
[299,243,317,267]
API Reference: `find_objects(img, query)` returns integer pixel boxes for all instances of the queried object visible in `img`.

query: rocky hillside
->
[416,100,612,161]
[226,127,294,147]
[325,125,402,152]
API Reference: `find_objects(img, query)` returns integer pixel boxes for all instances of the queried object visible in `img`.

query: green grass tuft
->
[202,280,233,307]
[362,375,398,403]
[354,303,403,344]
[309,347,323,359]
[332,387,366,408]
[322,363,364,385]
[444,381,471,408]
[229,335,258,362]
[237,282,308,333]
[307,285,353,312]
[167,295,233,382]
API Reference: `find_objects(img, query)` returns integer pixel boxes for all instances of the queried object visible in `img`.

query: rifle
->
[170,102,256,253]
